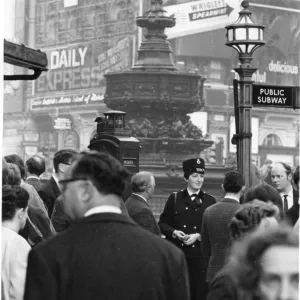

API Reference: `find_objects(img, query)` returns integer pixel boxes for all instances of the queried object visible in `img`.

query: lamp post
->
[225,0,265,187]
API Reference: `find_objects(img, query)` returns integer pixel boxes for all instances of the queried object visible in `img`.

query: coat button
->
[183,225,186,228]
[194,226,196,229]
[181,243,184,246]
[186,207,188,210]
[192,245,195,248]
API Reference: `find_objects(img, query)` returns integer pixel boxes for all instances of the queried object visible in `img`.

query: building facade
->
[3,0,300,213]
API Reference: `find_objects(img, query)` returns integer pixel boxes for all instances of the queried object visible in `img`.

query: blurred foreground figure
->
[2,185,31,300]
[230,225,298,300]
[207,200,278,300]
[24,152,190,300]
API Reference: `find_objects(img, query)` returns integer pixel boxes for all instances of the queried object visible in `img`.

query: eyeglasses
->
[58,177,89,190]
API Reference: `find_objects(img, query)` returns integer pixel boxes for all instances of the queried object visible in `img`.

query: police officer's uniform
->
[159,158,216,300]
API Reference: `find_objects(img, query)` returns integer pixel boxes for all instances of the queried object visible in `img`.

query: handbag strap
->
[173,192,177,214]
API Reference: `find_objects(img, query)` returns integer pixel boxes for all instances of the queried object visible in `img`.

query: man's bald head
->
[131,172,155,200]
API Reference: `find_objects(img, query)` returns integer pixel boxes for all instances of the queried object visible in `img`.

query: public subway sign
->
[252,84,293,108]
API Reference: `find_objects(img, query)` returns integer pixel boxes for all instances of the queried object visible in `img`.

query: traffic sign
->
[252,84,293,108]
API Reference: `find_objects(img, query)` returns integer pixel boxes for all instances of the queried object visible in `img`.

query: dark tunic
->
[159,188,216,300]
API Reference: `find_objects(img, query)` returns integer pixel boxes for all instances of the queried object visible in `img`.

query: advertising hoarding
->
[164,0,242,39]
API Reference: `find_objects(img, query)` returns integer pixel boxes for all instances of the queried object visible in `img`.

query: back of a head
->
[2,185,29,221]
[243,183,283,212]
[7,163,22,185]
[223,170,245,194]
[229,200,277,241]
[228,224,298,296]
[131,171,153,193]
[53,149,77,173]
[26,155,46,176]
[4,154,26,180]
[2,158,9,185]
[70,151,130,197]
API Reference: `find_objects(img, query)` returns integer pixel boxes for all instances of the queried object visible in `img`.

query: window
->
[263,134,282,147]
[64,0,78,8]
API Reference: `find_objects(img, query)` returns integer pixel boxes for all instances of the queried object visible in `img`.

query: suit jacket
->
[24,213,190,300]
[285,202,299,226]
[25,177,43,192]
[125,194,160,235]
[39,176,61,217]
[159,188,216,258]
[201,198,241,282]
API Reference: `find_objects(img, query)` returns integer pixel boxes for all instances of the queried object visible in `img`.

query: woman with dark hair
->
[242,183,283,220]
[4,155,56,245]
[207,200,278,300]
[2,185,31,300]
[6,163,22,186]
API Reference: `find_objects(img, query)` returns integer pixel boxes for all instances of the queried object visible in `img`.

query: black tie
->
[191,194,201,205]
[283,195,288,212]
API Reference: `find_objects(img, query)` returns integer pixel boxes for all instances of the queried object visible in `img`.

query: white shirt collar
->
[224,195,240,202]
[52,173,60,189]
[84,205,122,217]
[187,188,200,196]
[132,193,147,202]
[26,175,40,180]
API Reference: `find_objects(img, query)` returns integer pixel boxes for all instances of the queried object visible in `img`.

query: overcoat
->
[201,198,241,282]
[25,177,43,192]
[125,194,161,235]
[159,188,216,258]
[38,176,60,217]
[24,213,190,300]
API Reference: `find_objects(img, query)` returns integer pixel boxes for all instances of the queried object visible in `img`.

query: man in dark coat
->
[125,171,160,235]
[39,149,77,217]
[159,158,216,300]
[201,170,245,284]
[286,165,299,226]
[24,152,190,300]
[25,155,46,192]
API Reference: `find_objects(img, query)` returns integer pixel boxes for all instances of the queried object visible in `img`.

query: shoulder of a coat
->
[202,191,216,200]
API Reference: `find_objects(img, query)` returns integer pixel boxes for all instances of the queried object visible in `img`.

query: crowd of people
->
[1,149,299,300]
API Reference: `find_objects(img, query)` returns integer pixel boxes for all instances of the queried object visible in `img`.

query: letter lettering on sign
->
[78,47,88,66]
[59,51,68,68]
[50,51,59,69]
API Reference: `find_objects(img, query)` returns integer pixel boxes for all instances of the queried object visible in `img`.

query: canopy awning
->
[4,39,48,81]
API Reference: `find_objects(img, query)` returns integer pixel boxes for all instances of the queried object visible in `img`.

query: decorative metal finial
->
[241,1,250,9]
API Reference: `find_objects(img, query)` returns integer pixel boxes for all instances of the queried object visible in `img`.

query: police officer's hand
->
[184,233,200,245]
[173,230,187,241]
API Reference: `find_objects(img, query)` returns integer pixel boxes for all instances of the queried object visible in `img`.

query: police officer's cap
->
[182,158,205,175]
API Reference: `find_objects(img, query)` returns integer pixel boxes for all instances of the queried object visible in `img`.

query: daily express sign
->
[164,0,242,39]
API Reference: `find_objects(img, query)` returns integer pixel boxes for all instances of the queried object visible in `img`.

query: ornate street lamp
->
[225,0,265,187]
